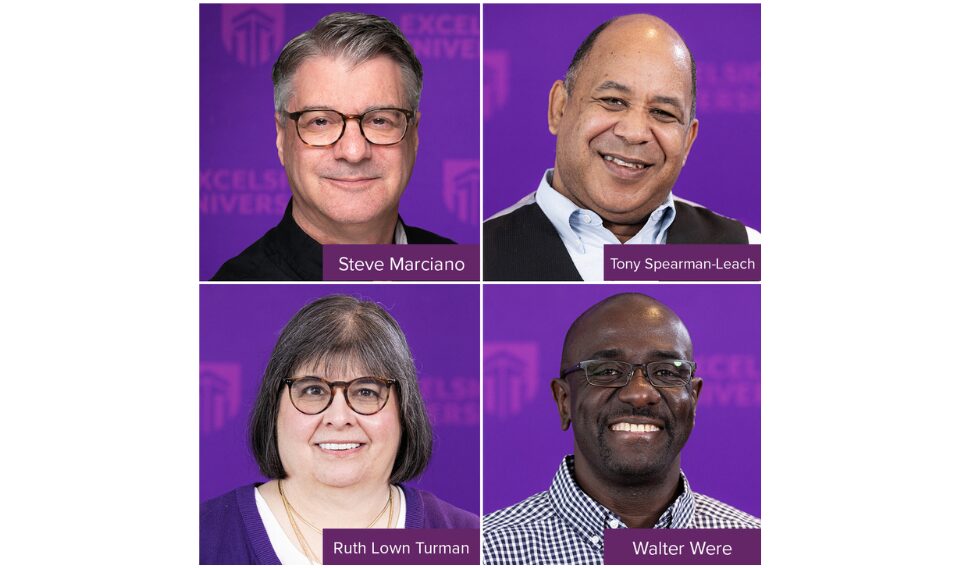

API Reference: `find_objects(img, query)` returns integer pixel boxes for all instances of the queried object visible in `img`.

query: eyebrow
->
[596,81,632,94]
[586,349,687,361]
[295,104,406,114]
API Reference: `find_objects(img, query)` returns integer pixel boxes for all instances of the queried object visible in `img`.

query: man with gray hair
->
[214,12,453,281]
[483,14,759,281]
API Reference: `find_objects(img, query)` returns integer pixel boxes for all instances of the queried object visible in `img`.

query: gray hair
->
[562,16,698,119]
[272,12,423,113]
[249,294,433,484]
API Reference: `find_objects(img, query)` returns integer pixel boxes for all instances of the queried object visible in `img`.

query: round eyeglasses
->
[559,359,696,389]
[285,107,415,147]
[282,376,397,415]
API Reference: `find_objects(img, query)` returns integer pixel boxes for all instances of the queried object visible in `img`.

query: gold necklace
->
[279,481,394,533]
[278,482,320,564]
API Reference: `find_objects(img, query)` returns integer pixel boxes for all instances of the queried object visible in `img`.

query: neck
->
[602,218,650,243]
[571,454,683,528]
[291,201,398,244]
[548,168,656,243]
[278,476,395,528]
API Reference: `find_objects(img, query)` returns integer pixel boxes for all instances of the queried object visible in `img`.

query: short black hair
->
[249,295,433,483]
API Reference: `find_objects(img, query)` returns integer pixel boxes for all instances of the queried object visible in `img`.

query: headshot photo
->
[200,4,480,280]
[483,5,760,281]
[200,285,480,564]
[483,285,759,564]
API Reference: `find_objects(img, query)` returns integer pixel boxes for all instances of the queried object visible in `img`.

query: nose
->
[333,119,373,163]
[321,388,356,428]
[617,368,662,407]
[611,108,654,145]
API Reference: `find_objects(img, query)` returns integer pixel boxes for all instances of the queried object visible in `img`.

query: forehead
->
[576,20,693,100]
[293,353,372,379]
[288,54,407,110]
[566,300,691,362]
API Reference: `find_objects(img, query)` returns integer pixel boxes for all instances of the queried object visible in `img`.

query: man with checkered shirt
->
[482,294,759,565]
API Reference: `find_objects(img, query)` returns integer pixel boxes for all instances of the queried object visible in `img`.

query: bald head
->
[563,14,697,117]
[561,293,692,370]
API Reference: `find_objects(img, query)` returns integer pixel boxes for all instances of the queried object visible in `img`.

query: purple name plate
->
[323,528,480,565]
[604,245,760,281]
[605,528,760,565]
[322,245,479,281]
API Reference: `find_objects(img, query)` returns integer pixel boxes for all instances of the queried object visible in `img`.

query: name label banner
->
[323,245,480,281]
[604,244,760,281]
[323,528,480,565]
[604,528,760,565]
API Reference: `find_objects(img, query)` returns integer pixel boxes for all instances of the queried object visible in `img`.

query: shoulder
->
[482,491,553,531]
[482,492,557,564]
[211,227,289,281]
[199,485,259,563]
[692,492,761,528]
[403,486,479,528]
[670,198,754,244]
[404,224,456,244]
[200,485,246,521]
[483,202,545,235]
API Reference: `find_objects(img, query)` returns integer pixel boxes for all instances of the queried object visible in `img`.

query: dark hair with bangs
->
[249,295,433,483]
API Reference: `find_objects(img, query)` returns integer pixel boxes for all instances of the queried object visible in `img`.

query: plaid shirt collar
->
[548,455,696,539]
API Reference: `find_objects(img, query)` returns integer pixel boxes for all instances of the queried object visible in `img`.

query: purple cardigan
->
[200,484,479,564]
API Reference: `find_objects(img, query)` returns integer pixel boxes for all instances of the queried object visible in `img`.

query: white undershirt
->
[255,485,407,565]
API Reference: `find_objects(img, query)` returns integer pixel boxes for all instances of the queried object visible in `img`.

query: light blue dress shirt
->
[533,169,677,280]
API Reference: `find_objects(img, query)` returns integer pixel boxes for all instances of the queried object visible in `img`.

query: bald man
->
[482,294,759,565]
[484,15,760,281]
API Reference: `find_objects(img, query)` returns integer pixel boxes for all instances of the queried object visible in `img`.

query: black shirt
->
[211,201,455,281]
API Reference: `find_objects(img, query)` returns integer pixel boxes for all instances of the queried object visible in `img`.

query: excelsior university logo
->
[221,5,284,67]
[442,160,479,225]
[483,50,509,120]
[695,354,761,408]
[484,343,539,418]
[200,362,243,434]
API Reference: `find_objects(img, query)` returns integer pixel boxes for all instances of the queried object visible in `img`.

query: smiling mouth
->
[599,152,651,170]
[610,422,661,433]
[316,442,362,451]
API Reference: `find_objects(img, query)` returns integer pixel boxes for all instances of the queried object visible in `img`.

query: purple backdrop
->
[200,4,481,279]
[483,284,760,517]
[200,284,480,515]
[483,4,760,230]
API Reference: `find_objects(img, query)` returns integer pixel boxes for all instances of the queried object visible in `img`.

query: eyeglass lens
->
[289,377,390,414]
[296,109,408,146]
[584,360,693,387]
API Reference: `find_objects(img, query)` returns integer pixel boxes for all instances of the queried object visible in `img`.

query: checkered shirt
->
[482,456,760,565]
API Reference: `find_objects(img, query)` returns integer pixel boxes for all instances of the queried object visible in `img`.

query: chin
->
[314,471,367,488]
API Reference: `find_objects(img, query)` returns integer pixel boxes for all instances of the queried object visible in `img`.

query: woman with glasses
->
[200,295,478,564]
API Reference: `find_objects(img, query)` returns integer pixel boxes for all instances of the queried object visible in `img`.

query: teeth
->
[603,154,643,169]
[318,443,361,451]
[611,423,661,433]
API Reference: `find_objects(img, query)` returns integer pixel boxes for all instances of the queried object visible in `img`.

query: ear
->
[690,376,703,422]
[680,118,699,167]
[411,111,421,152]
[275,112,287,167]
[547,80,568,135]
[551,377,572,431]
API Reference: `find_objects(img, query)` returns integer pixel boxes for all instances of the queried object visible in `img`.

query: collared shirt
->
[482,456,760,565]
[535,170,677,280]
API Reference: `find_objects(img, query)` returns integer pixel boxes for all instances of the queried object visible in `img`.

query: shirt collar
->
[534,169,678,248]
[548,455,697,539]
